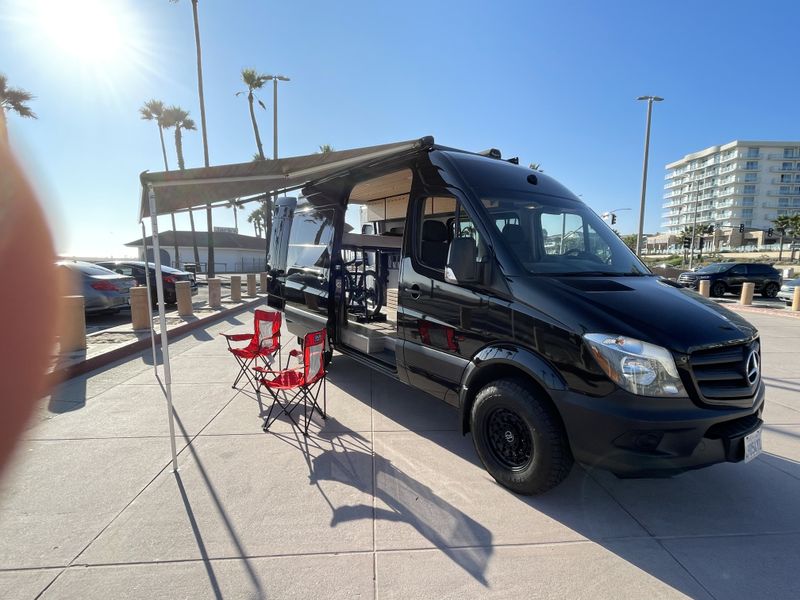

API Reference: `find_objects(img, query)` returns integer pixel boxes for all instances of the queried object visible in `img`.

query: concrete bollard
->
[61,295,86,352]
[247,273,257,297]
[207,278,221,308]
[130,287,151,330]
[783,268,794,279]
[176,281,193,316]
[699,280,710,298]
[740,282,755,305]
[230,275,242,302]
[792,286,800,312]
[260,271,268,294]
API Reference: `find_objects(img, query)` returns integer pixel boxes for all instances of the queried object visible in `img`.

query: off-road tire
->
[471,378,573,495]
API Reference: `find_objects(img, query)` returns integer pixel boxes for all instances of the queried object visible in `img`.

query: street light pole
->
[635,95,664,257]
[265,75,290,160]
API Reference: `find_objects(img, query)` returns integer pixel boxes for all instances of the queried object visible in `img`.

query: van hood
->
[512,275,757,354]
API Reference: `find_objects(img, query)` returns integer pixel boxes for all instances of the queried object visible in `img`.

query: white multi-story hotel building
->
[662,141,800,236]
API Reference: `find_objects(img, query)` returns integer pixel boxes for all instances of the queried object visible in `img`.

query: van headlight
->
[583,334,687,397]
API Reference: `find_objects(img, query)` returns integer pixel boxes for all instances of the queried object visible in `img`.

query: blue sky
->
[2,0,799,257]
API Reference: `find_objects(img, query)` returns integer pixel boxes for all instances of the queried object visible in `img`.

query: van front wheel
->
[471,379,573,495]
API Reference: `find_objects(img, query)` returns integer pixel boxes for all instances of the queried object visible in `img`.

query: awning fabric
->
[139,137,431,219]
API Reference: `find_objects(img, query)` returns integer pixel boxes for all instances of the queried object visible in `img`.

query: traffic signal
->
[699,238,705,250]
[767,228,774,237]
[683,236,691,249]
[739,223,745,233]
[611,213,617,225]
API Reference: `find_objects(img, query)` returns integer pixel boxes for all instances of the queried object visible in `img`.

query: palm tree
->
[237,68,269,160]
[318,144,335,153]
[162,105,201,267]
[169,0,215,276]
[227,199,240,233]
[140,99,181,265]
[773,214,800,261]
[237,68,272,249]
[0,74,37,142]
[248,206,265,237]
[529,162,542,171]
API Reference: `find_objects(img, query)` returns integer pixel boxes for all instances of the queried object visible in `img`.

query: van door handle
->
[404,284,421,300]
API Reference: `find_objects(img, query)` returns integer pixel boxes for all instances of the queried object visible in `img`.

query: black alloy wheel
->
[711,281,726,297]
[762,282,779,299]
[485,408,533,471]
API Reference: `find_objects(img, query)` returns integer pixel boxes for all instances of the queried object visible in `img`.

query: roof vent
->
[478,148,502,159]
[527,174,538,185]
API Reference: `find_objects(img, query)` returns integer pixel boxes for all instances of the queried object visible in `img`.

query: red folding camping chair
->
[220,309,282,392]
[256,329,327,436]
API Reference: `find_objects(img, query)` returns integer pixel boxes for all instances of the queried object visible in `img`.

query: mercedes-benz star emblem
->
[746,350,760,385]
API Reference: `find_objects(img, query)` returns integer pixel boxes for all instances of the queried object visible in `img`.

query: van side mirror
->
[445,237,478,283]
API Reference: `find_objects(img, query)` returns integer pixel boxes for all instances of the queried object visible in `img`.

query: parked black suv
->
[95,261,198,304]
[266,138,765,496]
[678,263,782,298]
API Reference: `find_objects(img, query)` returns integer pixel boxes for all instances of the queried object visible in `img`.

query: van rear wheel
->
[471,378,573,495]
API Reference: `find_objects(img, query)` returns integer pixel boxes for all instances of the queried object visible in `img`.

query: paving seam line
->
[585,467,720,600]
[33,385,246,598]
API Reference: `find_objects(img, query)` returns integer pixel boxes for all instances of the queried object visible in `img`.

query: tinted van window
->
[286,206,336,277]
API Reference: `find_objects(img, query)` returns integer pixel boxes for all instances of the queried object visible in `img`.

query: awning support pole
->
[149,185,179,472]
[141,221,158,373]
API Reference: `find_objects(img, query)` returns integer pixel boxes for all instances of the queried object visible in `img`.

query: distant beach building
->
[126,230,266,273]
[654,141,800,252]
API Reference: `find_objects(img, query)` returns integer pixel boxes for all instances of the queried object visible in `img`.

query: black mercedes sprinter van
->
[267,137,764,495]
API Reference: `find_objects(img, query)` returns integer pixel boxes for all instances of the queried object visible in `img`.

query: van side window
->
[417,197,456,272]
[415,196,483,277]
[286,207,336,279]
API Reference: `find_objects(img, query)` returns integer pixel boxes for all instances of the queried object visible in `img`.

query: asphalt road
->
[85,287,209,334]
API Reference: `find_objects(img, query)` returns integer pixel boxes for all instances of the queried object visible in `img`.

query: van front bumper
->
[553,381,765,477]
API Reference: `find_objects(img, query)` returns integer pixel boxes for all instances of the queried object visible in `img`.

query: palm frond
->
[0,75,37,119]
[241,67,268,90]
[183,117,197,130]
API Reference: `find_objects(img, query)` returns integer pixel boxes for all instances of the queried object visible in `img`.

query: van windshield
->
[481,194,650,276]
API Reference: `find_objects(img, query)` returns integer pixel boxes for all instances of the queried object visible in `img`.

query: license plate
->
[744,428,762,463]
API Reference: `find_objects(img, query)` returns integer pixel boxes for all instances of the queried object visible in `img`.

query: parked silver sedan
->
[56,260,136,314]
[778,278,799,306]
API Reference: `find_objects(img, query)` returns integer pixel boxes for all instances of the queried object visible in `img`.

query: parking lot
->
[0,306,797,598]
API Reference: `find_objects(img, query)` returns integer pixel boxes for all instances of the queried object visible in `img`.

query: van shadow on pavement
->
[318,354,800,597]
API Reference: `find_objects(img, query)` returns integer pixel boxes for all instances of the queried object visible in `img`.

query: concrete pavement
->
[1,307,799,599]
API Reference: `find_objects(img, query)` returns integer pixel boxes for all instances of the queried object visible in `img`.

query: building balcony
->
[769,165,799,172]
[768,153,799,160]
[767,190,800,196]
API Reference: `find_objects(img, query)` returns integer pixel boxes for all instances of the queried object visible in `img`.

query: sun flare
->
[32,0,128,66]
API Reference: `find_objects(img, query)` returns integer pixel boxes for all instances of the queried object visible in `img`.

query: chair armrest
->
[220,333,252,341]
[288,349,302,357]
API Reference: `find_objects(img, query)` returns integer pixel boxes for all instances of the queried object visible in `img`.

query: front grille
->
[678,274,697,286]
[689,340,760,405]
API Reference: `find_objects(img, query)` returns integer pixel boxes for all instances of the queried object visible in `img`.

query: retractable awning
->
[138,136,432,219]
